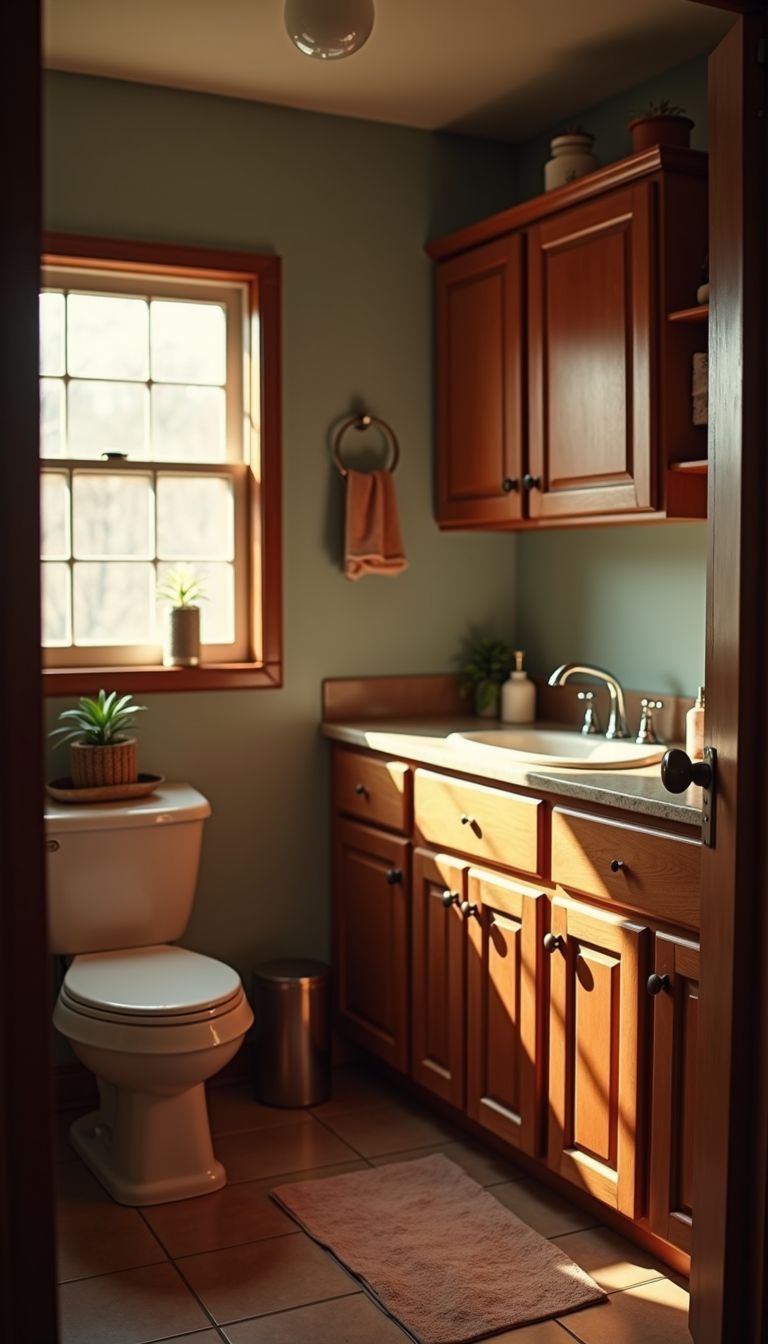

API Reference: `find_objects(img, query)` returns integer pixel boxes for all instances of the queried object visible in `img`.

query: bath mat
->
[272,1153,606,1343]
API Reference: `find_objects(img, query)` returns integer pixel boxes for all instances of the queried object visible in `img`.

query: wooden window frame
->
[41,234,282,695]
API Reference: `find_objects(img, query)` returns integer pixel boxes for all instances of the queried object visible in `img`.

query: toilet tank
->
[44,783,212,955]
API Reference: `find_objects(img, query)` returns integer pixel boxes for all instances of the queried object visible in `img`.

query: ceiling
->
[43,1,730,142]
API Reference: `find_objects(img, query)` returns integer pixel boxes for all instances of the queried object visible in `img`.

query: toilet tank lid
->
[44,781,211,833]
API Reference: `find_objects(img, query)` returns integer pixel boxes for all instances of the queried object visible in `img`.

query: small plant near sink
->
[50,689,147,788]
[157,564,207,668]
[458,633,514,718]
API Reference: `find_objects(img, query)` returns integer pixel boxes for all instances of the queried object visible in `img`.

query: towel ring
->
[332,413,400,478]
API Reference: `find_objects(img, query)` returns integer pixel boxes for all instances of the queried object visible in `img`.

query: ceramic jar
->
[164,606,201,667]
[544,132,598,192]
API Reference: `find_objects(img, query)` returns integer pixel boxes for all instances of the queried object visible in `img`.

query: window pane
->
[73,562,155,645]
[41,473,70,559]
[40,293,65,375]
[40,378,65,458]
[151,385,226,461]
[73,473,153,559]
[42,563,71,646]
[156,474,234,560]
[68,381,149,459]
[156,560,235,645]
[67,293,149,380]
[151,300,226,384]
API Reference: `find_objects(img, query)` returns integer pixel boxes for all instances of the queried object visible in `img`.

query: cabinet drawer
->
[552,808,700,929]
[414,769,543,877]
[333,748,411,834]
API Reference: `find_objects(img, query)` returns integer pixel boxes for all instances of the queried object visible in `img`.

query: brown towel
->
[344,469,408,581]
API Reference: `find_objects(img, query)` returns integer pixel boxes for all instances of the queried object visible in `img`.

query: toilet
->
[45,782,253,1206]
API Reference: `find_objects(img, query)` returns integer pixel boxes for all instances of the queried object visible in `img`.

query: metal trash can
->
[253,958,331,1107]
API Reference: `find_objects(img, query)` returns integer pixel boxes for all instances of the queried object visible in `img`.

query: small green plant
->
[49,690,147,749]
[458,633,514,712]
[635,99,687,118]
[561,125,592,137]
[156,564,207,608]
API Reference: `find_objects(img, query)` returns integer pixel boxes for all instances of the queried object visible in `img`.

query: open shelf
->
[668,304,709,324]
[666,460,708,519]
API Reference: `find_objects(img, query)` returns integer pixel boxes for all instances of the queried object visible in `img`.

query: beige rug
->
[272,1153,606,1343]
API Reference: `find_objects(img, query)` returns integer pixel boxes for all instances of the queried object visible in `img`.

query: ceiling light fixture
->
[284,0,375,60]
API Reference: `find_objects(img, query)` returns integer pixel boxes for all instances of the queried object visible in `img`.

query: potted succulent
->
[628,100,694,153]
[544,125,598,192]
[459,634,514,718]
[157,564,206,668]
[50,690,146,788]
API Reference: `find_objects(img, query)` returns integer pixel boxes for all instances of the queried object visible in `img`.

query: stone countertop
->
[322,718,703,827]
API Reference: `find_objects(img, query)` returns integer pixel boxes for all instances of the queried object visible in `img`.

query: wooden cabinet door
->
[333,818,410,1071]
[466,868,545,1156]
[648,933,699,1253]
[436,234,524,527]
[527,184,654,520]
[547,896,648,1217]
[411,849,467,1106]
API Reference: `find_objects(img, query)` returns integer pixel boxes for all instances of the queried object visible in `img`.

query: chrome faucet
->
[548,663,631,740]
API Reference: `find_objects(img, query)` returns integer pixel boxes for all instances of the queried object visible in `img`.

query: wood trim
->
[44,661,282,695]
[1,6,59,1341]
[426,147,706,262]
[322,673,468,722]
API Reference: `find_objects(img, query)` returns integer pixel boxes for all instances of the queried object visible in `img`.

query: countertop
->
[322,718,702,827]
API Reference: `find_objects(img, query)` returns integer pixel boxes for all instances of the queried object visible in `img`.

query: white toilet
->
[45,782,253,1207]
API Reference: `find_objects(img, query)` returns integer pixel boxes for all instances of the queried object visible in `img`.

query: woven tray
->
[46,773,165,804]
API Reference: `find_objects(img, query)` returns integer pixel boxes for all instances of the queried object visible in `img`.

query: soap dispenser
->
[686,686,705,761]
[501,651,536,724]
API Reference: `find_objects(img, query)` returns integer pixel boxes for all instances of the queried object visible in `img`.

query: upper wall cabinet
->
[428,148,707,530]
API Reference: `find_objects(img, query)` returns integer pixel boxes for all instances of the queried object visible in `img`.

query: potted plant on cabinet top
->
[157,564,206,668]
[459,634,514,718]
[628,100,694,153]
[50,690,146,788]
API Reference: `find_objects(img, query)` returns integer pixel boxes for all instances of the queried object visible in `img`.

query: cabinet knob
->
[385,868,402,886]
[441,890,459,908]
[523,473,541,491]
[647,972,671,996]
[460,813,475,827]
[459,900,478,919]
[661,747,713,793]
[501,477,519,493]
[354,782,368,797]
[609,858,625,873]
[543,932,563,954]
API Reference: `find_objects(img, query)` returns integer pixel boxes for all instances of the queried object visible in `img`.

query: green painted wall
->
[513,55,709,694]
[44,74,520,980]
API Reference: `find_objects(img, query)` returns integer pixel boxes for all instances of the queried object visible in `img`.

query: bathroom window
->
[40,236,281,693]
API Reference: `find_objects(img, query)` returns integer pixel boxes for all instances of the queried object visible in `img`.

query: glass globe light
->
[284,0,375,60]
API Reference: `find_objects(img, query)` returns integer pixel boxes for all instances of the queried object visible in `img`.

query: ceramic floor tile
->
[371,1139,524,1187]
[474,1324,577,1344]
[206,1084,310,1136]
[318,1100,459,1157]
[57,1161,167,1283]
[221,1292,409,1342]
[556,1277,691,1344]
[141,1161,367,1258]
[58,1261,210,1344]
[551,1226,668,1293]
[176,1231,357,1325]
[309,1065,396,1117]
[215,1119,359,1183]
[489,1178,600,1239]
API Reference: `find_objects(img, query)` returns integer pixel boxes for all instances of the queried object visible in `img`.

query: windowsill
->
[43,661,282,696]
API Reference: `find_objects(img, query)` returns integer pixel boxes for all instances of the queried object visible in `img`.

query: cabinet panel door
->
[333,819,410,1071]
[411,849,467,1106]
[527,184,654,519]
[436,234,524,526]
[648,933,699,1253]
[466,868,545,1155]
[548,896,648,1217]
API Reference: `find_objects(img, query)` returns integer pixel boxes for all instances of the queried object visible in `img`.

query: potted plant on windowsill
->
[628,100,694,153]
[50,690,147,788]
[157,565,206,668]
[459,634,514,718]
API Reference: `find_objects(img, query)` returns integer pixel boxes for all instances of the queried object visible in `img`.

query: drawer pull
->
[501,476,519,493]
[543,932,563,954]
[609,858,626,873]
[460,813,473,826]
[459,900,478,919]
[354,782,369,798]
[385,868,402,886]
[441,890,459,908]
[647,972,671,996]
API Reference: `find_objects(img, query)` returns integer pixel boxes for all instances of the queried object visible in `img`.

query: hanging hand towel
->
[344,469,408,581]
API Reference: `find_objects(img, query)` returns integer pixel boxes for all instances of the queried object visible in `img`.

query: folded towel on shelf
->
[344,468,408,581]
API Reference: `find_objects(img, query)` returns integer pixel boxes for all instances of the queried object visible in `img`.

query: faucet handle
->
[577,690,602,736]
[636,697,664,746]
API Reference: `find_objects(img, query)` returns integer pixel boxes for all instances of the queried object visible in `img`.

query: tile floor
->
[56,1065,691,1343]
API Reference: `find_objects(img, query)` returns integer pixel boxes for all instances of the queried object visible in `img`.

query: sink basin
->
[447,727,664,770]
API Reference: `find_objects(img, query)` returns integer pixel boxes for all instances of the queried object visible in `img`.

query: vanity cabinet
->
[411,848,467,1107]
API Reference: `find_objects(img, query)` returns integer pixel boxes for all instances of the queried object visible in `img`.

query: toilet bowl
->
[46,784,254,1205]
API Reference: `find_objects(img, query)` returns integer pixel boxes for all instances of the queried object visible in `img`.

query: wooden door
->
[436,233,524,527]
[333,818,410,1070]
[527,184,654,520]
[465,868,545,1155]
[648,934,699,1254]
[411,849,467,1106]
[547,896,648,1217]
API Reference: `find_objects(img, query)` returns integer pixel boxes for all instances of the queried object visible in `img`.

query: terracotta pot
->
[164,606,201,668]
[70,738,138,788]
[628,114,694,154]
